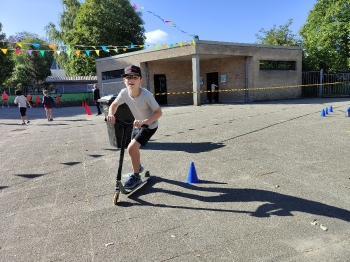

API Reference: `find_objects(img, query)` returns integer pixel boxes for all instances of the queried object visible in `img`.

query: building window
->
[259,61,296,70]
[102,69,124,80]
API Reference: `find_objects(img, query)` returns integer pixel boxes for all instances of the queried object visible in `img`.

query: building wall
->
[51,83,96,93]
[96,42,302,104]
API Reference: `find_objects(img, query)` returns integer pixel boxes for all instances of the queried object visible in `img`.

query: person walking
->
[106,65,162,189]
[2,91,9,108]
[55,93,62,108]
[93,84,102,115]
[42,90,54,121]
[13,89,31,125]
[211,82,218,103]
[35,95,42,107]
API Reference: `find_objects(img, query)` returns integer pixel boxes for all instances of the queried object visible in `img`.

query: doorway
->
[206,72,219,103]
[154,74,167,104]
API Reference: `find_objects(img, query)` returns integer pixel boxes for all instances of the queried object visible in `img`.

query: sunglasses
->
[124,75,140,80]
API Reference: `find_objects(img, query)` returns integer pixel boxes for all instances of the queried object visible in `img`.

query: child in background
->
[2,91,9,108]
[55,93,62,108]
[42,90,54,121]
[14,89,31,125]
[35,95,41,107]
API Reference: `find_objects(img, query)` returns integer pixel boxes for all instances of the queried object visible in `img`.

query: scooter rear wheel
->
[113,192,120,205]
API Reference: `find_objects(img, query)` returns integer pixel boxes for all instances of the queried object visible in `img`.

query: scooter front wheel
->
[113,192,120,205]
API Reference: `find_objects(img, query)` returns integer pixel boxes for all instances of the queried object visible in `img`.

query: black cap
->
[121,65,141,76]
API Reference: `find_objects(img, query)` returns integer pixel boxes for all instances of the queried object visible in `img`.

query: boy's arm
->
[135,107,162,128]
[106,102,119,123]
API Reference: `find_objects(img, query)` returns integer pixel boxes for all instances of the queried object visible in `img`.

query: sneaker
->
[97,112,102,115]
[50,119,53,121]
[27,121,30,124]
[124,174,142,189]
[21,122,26,125]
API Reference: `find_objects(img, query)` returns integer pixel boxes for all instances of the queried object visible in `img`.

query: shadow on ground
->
[122,177,350,223]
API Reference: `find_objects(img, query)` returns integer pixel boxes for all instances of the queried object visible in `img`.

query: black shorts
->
[19,107,27,116]
[132,127,157,146]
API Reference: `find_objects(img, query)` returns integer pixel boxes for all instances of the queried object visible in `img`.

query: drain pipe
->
[245,56,248,102]
[145,62,150,91]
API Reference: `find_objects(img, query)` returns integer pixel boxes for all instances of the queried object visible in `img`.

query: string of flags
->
[132,2,196,37]
[0,1,198,57]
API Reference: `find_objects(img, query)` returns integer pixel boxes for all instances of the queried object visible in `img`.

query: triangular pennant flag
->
[101,46,107,52]
[75,50,80,56]
[192,40,196,46]
[49,44,56,50]
[169,22,175,26]
[67,50,71,56]
[1,49,7,54]
[130,43,134,48]
[165,20,171,23]
[123,48,126,51]
[32,43,40,48]
[15,42,22,48]
[92,46,96,49]
[15,49,21,54]
[85,50,90,56]
[56,50,61,55]
[40,50,45,56]
[179,42,183,47]
[95,50,100,56]
[155,45,159,50]
[162,44,167,49]
[140,6,144,9]
[133,3,137,10]
[114,49,119,53]
[27,50,33,56]
[170,44,174,48]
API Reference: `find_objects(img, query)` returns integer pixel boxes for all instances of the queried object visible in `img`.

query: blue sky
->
[0,0,316,45]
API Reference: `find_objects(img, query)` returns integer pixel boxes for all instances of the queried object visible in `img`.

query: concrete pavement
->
[0,98,349,261]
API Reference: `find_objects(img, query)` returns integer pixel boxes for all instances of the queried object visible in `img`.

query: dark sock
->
[133,173,141,178]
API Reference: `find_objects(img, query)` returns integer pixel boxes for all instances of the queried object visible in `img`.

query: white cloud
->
[145,29,168,43]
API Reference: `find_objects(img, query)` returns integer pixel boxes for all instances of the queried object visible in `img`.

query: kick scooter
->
[112,119,151,205]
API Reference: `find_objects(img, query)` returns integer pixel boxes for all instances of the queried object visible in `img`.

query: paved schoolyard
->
[0,98,349,262]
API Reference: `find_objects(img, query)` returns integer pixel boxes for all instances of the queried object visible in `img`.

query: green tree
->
[300,0,350,72]
[0,23,15,86]
[11,34,54,92]
[255,19,302,46]
[46,0,145,76]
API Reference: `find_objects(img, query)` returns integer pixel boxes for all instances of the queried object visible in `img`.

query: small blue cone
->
[329,105,333,112]
[346,107,350,117]
[325,107,328,114]
[187,162,199,183]
[320,109,326,117]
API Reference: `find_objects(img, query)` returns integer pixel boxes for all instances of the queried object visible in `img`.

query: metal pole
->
[245,56,248,103]
[319,69,323,98]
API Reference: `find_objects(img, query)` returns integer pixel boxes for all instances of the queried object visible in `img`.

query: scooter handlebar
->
[105,118,149,128]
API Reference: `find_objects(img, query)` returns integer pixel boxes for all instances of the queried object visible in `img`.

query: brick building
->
[96,40,302,105]
[46,76,98,93]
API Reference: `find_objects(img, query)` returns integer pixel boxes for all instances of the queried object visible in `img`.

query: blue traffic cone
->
[346,107,350,117]
[320,109,326,117]
[325,107,329,114]
[187,162,199,183]
[329,105,333,112]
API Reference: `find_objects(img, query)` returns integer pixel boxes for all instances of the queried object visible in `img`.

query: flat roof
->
[96,40,302,63]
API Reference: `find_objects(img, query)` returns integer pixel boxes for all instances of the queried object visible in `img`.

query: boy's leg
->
[124,127,157,189]
[127,140,141,174]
